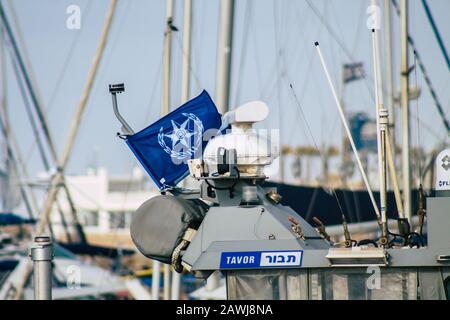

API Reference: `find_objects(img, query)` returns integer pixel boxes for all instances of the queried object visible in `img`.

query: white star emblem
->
[165,119,194,149]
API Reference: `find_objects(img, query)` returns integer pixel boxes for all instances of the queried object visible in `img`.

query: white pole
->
[160,0,175,300]
[371,28,385,215]
[372,29,389,242]
[151,260,161,300]
[384,0,396,150]
[315,42,381,222]
[170,0,192,300]
[215,0,235,114]
[171,272,181,300]
[400,0,412,222]
[163,264,171,300]
[162,0,174,116]
[181,0,192,103]
[205,0,235,292]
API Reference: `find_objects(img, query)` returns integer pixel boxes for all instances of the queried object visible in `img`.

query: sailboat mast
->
[205,0,235,293]
[160,0,176,301]
[384,0,395,152]
[171,0,192,301]
[215,0,235,114]
[181,0,192,104]
[400,0,412,222]
[161,0,174,116]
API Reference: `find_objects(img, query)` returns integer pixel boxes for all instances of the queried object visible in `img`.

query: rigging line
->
[173,32,202,91]
[80,0,131,124]
[143,54,163,127]
[0,2,56,159]
[273,0,283,143]
[280,1,329,147]
[287,4,311,74]
[351,0,367,55]
[20,1,95,163]
[8,50,51,170]
[250,11,263,99]
[327,1,343,90]
[46,0,94,113]
[289,83,346,218]
[305,0,357,66]
[421,0,450,71]
[0,110,34,219]
[410,109,445,143]
[391,0,450,136]
[8,41,80,234]
[305,0,376,102]
[191,0,209,93]
[286,1,315,78]
[2,7,81,240]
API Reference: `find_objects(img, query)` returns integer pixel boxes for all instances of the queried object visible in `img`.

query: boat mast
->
[205,0,235,293]
[215,0,235,114]
[12,0,118,300]
[0,1,85,243]
[382,0,405,219]
[384,0,395,153]
[159,0,176,301]
[400,0,412,222]
[161,0,174,117]
[171,0,192,301]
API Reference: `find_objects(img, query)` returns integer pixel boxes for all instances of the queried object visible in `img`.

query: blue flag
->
[125,90,222,190]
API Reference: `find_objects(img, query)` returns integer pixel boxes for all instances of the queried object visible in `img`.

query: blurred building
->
[46,167,158,248]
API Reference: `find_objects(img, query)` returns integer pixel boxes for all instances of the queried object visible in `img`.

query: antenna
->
[371,29,389,244]
[314,42,381,223]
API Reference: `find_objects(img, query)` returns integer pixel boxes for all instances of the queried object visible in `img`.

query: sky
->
[1,0,450,186]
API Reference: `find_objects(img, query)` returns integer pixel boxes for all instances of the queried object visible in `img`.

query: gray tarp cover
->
[227,267,450,300]
[130,195,207,264]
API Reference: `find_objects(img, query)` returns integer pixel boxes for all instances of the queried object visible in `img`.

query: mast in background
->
[400,0,412,222]
[206,0,235,292]
[159,0,176,301]
[171,0,193,301]
[12,0,118,300]
[384,0,395,154]
[215,0,235,114]
[161,0,174,116]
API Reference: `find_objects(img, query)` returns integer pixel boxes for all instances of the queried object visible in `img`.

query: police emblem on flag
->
[158,113,204,160]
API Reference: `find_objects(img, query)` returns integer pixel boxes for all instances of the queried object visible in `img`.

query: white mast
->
[161,0,174,116]
[215,0,235,114]
[371,28,389,242]
[171,0,192,301]
[384,0,395,151]
[159,0,176,301]
[206,0,235,292]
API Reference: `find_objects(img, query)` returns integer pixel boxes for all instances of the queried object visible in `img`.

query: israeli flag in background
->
[125,90,222,190]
